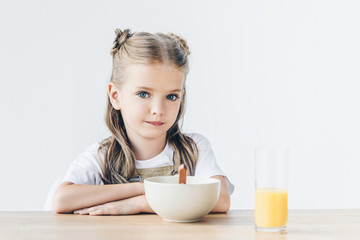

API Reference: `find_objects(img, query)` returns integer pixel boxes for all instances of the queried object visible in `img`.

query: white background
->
[0,0,359,210]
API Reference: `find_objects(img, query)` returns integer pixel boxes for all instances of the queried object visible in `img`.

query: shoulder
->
[84,142,101,153]
[80,142,102,159]
[184,133,212,151]
[88,142,102,154]
[187,133,223,177]
[62,141,104,185]
[72,142,103,168]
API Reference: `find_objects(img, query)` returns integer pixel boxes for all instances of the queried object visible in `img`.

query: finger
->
[89,208,104,216]
[77,210,90,215]
[89,204,118,216]
[74,208,90,214]
[76,204,105,215]
[75,207,96,215]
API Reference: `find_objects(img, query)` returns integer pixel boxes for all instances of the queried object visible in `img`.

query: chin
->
[139,130,168,140]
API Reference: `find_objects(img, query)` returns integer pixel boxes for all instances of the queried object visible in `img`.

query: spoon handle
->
[178,164,187,184]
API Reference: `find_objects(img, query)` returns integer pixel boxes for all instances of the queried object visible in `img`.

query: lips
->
[145,121,164,126]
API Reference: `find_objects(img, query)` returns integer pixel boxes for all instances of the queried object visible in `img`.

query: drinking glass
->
[255,147,289,232]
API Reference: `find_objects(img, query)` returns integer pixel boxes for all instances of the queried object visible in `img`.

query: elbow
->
[219,196,231,213]
[223,197,231,213]
[52,191,73,214]
[212,195,231,213]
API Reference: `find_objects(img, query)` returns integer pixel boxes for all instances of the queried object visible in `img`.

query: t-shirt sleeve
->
[62,143,104,185]
[190,133,235,195]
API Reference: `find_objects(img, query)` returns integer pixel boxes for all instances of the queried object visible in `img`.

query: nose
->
[150,98,165,116]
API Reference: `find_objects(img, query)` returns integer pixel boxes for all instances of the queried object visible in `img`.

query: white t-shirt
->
[63,133,234,194]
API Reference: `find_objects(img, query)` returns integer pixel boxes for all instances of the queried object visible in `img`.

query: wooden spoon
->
[178,164,187,184]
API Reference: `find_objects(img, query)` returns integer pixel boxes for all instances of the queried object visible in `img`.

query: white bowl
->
[144,175,220,222]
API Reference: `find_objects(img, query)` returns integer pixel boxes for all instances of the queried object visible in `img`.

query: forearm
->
[115,194,154,214]
[210,175,231,213]
[53,182,144,213]
[212,192,230,213]
[74,195,155,215]
[139,195,154,213]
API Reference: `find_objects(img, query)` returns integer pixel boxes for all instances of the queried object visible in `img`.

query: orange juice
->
[255,188,288,228]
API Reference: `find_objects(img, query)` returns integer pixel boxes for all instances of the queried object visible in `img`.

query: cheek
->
[122,101,148,119]
[168,102,181,118]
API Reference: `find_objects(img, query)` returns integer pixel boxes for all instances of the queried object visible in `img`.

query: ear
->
[108,82,122,110]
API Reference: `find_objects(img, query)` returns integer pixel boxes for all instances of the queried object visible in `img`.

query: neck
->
[128,134,167,160]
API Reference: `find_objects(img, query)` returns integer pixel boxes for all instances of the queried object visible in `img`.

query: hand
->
[73,195,153,216]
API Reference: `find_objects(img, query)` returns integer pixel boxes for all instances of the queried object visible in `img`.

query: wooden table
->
[0,210,359,240]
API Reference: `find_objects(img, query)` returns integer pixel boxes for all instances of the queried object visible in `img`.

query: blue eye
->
[167,94,178,101]
[138,91,149,98]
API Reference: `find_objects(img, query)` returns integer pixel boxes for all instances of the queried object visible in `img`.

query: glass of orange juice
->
[255,147,289,232]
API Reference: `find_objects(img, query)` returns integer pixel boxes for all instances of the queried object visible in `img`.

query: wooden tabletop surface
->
[0,210,359,240]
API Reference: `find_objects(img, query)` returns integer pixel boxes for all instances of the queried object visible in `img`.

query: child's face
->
[109,63,185,144]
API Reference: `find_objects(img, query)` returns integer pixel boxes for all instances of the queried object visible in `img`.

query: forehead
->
[123,64,185,91]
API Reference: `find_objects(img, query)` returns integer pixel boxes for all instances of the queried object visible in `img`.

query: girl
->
[53,29,234,215]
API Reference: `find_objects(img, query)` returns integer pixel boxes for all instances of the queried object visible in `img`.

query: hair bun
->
[111,29,133,56]
[167,33,190,56]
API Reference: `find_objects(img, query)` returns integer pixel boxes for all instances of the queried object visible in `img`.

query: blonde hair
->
[98,28,198,184]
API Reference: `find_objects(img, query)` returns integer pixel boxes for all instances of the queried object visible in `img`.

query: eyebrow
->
[136,86,182,93]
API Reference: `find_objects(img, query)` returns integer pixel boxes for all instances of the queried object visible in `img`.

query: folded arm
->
[53,175,230,215]
[53,181,145,213]
[73,195,154,215]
